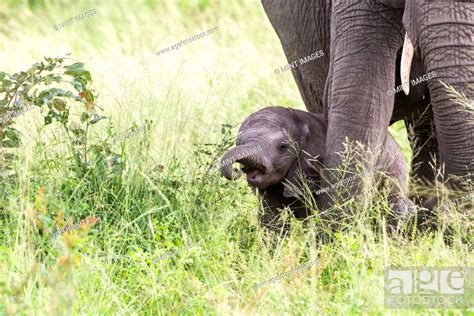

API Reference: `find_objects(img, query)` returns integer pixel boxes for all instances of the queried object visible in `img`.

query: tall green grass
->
[0,0,472,315]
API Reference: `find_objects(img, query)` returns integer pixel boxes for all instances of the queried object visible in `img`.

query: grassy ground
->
[0,0,472,315]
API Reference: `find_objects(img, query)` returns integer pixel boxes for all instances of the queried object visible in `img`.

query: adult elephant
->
[262,0,473,212]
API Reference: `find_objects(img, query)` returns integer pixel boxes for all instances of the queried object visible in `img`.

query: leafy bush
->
[0,55,116,177]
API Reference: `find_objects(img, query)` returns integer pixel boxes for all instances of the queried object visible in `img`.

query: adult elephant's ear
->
[282,124,323,198]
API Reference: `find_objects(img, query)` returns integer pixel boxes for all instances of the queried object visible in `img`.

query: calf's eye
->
[277,144,288,151]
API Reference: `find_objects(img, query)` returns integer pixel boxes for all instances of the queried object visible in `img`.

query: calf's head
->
[220,106,326,197]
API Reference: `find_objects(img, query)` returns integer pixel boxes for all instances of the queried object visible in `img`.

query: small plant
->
[194,123,236,177]
[0,55,118,178]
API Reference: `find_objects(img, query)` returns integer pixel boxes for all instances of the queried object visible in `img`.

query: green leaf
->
[84,90,94,103]
[2,79,12,89]
[3,139,20,148]
[83,70,91,81]
[44,74,54,85]
[3,128,21,147]
[80,112,89,122]
[0,72,6,81]
[73,81,84,92]
[64,62,84,75]
[0,99,7,107]
[64,62,91,85]
[53,98,67,111]
[66,62,84,70]
[71,128,85,136]
[4,153,16,160]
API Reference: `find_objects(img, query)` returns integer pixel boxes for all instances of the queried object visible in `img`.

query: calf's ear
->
[282,124,322,198]
[282,152,321,198]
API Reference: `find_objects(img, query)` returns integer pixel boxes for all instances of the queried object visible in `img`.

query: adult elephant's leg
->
[405,110,439,184]
[320,1,404,211]
[403,1,474,183]
[261,0,331,113]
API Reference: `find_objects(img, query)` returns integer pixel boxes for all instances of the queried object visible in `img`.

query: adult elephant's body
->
[262,0,332,113]
[262,0,473,211]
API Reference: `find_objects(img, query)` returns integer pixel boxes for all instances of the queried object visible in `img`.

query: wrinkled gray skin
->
[262,0,473,216]
[221,106,414,232]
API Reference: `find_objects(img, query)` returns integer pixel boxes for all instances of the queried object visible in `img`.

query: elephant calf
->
[220,106,414,232]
